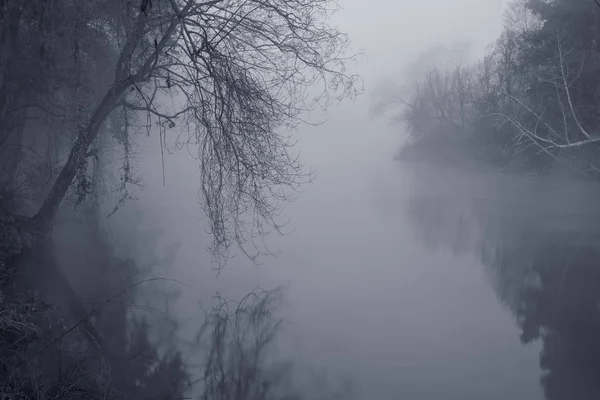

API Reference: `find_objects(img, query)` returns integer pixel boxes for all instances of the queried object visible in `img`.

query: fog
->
[121,0,540,398]
[4,0,600,399]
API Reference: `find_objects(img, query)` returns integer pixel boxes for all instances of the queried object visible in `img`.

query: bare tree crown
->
[28,0,362,265]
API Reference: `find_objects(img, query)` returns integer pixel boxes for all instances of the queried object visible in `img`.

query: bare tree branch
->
[26,0,362,266]
[497,36,600,156]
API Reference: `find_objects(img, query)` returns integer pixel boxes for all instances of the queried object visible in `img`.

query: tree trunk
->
[28,83,127,235]
[0,1,20,98]
[0,108,26,190]
[0,1,25,191]
[0,0,22,137]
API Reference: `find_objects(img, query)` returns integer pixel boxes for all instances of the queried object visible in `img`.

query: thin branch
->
[557,35,591,139]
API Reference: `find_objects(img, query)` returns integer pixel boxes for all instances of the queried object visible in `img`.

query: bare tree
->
[401,66,478,140]
[496,35,600,173]
[503,0,541,35]
[26,0,361,263]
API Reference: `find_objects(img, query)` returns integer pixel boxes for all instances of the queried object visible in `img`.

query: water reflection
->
[405,166,600,400]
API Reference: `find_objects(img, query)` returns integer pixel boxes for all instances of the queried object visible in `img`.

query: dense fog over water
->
[121,3,542,397]
[4,0,600,399]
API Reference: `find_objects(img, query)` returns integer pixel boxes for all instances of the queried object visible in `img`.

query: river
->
[115,0,600,393]
[130,105,600,398]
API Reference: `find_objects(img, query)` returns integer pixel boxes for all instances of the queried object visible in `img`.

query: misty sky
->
[111,1,545,399]
[134,0,509,288]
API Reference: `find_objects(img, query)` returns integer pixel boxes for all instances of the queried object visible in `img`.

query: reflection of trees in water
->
[406,193,600,400]
[488,239,600,400]
[2,203,355,399]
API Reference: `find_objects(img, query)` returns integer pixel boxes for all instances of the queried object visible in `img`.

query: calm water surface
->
[137,110,600,399]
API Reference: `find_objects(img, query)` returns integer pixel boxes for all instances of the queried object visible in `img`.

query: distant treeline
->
[388,0,600,177]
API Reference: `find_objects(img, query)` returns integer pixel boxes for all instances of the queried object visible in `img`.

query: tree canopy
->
[0,0,361,263]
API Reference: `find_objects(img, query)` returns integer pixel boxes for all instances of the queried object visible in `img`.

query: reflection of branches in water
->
[197,288,284,400]
[1,221,352,400]
[0,272,190,399]
[0,275,354,400]
[186,287,356,400]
